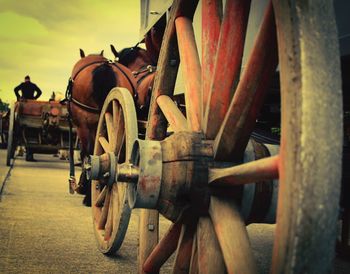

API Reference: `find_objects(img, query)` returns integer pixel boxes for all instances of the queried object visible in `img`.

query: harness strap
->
[71,97,100,113]
[66,60,138,114]
[132,65,156,77]
[110,61,138,100]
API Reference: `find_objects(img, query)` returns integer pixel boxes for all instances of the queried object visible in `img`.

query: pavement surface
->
[0,149,349,273]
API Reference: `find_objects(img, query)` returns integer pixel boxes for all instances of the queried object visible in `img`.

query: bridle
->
[132,64,157,85]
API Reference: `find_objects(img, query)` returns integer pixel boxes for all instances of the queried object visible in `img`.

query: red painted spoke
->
[172,221,197,274]
[95,186,107,207]
[98,136,112,153]
[143,222,182,273]
[98,187,111,230]
[204,0,251,138]
[209,155,279,186]
[209,197,257,274]
[202,0,222,121]
[197,217,226,273]
[157,95,189,132]
[175,16,202,132]
[214,2,278,160]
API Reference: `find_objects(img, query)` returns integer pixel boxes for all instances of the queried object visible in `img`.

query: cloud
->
[0,0,140,102]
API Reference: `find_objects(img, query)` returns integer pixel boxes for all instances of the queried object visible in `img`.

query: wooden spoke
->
[105,112,115,151]
[209,196,257,274]
[98,187,111,230]
[202,0,222,119]
[172,221,197,274]
[143,222,182,273]
[157,95,189,132]
[113,100,122,150]
[189,230,199,274]
[209,155,279,186]
[92,88,135,255]
[95,186,108,207]
[98,136,112,153]
[197,217,226,274]
[214,2,278,160]
[175,16,202,132]
[115,111,125,154]
[204,0,251,138]
[104,191,114,240]
[112,184,120,226]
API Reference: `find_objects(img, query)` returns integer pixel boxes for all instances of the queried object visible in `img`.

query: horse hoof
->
[75,185,86,195]
[83,195,91,207]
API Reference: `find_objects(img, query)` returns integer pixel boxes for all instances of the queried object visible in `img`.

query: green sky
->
[0,0,140,103]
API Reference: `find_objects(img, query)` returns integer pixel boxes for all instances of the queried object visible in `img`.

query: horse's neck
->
[128,57,151,72]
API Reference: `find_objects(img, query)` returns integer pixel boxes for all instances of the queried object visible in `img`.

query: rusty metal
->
[128,139,162,208]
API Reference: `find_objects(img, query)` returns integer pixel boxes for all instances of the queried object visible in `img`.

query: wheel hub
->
[87,131,279,223]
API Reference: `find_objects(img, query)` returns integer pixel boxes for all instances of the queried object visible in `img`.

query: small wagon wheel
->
[90,87,137,254]
[6,102,17,166]
[136,0,343,273]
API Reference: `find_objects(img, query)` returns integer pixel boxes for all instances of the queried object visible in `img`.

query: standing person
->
[14,75,42,100]
[14,75,42,161]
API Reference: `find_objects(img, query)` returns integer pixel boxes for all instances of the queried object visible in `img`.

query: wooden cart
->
[87,0,348,273]
[6,99,76,166]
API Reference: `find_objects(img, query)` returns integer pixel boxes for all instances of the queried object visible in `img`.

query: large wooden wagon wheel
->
[137,0,342,273]
[6,102,16,166]
[90,88,137,254]
[90,0,342,272]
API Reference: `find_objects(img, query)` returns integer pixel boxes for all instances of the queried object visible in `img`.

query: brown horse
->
[69,49,136,204]
[111,45,156,119]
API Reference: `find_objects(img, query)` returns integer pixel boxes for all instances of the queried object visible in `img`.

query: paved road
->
[0,150,348,273]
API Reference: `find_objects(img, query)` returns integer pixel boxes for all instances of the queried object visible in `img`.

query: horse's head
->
[111,44,154,71]
[71,49,107,78]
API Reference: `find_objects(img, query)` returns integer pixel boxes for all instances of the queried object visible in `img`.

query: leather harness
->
[65,59,137,114]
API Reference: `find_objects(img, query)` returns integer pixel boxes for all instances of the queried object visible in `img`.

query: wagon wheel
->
[91,87,137,254]
[6,102,16,166]
[137,0,343,273]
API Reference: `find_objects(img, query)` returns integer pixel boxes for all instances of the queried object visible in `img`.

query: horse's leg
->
[75,126,91,197]
[82,127,97,206]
